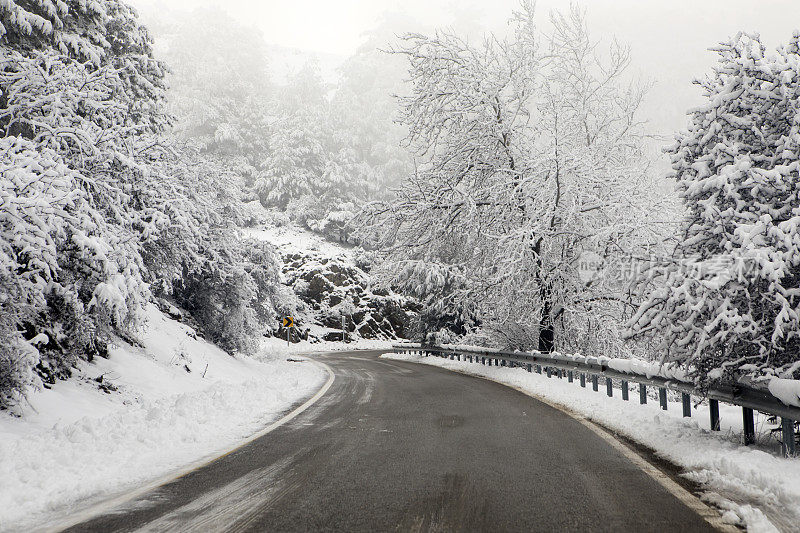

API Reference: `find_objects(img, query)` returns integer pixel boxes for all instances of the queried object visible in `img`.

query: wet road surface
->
[61,350,718,532]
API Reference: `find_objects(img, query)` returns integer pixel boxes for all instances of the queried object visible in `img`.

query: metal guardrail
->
[392,343,799,457]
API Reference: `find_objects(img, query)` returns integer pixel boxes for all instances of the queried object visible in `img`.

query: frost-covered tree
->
[160,8,270,169]
[330,41,410,200]
[626,32,800,382]
[0,1,290,408]
[144,143,289,354]
[254,62,391,240]
[0,1,172,406]
[128,6,289,354]
[0,0,168,132]
[363,4,659,351]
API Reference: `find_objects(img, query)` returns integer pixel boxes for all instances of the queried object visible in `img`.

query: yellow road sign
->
[282,316,294,328]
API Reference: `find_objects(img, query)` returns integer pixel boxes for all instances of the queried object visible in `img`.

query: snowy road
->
[60,350,721,532]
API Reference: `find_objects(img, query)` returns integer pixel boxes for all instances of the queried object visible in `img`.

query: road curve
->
[60,350,718,532]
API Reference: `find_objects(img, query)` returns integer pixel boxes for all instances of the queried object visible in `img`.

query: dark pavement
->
[61,350,718,532]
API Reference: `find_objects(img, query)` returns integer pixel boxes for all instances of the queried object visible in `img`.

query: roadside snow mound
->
[0,304,325,531]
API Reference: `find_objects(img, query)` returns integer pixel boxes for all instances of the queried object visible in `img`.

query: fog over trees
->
[1,0,799,407]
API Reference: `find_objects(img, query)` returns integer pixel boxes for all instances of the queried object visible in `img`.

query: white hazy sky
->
[130,0,800,136]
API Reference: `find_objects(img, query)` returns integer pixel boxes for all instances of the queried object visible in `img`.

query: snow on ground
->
[242,223,356,260]
[383,352,800,533]
[261,336,393,357]
[0,304,327,532]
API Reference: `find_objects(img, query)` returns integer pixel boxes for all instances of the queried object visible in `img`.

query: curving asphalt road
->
[59,350,719,532]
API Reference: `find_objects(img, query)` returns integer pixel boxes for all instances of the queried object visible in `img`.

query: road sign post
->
[282,316,294,347]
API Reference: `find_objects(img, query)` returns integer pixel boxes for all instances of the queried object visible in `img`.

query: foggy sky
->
[130,0,800,137]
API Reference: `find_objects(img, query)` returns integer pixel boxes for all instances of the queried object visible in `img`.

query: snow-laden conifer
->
[627,32,800,382]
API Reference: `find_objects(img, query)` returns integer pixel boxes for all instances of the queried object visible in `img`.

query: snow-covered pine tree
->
[626,32,800,382]
[254,62,386,241]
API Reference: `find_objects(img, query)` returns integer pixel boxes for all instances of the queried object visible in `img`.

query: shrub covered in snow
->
[0,119,154,401]
[171,234,285,355]
[627,32,800,382]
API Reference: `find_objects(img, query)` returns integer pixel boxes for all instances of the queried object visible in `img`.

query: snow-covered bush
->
[0,1,291,408]
[0,136,147,406]
[172,245,259,355]
[240,238,284,326]
[0,1,176,405]
[171,233,285,355]
[626,32,800,382]
[390,260,477,343]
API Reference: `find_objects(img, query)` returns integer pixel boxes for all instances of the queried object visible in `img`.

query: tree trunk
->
[538,289,555,353]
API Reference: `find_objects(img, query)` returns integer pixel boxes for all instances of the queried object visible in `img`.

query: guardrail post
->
[568,371,573,383]
[546,367,551,378]
[659,388,667,410]
[580,373,586,387]
[742,407,755,445]
[782,418,796,457]
[639,384,647,404]
[527,363,532,372]
[621,380,629,401]
[536,365,542,374]
[592,375,598,391]
[709,399,720,430]
[558,369,563,379]
[606,378,613,397]
[682,393,691,417]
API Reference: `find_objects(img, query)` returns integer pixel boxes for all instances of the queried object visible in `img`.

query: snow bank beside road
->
[261,336,393,356]
[0,305,326,532]
[383,352,800,532]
